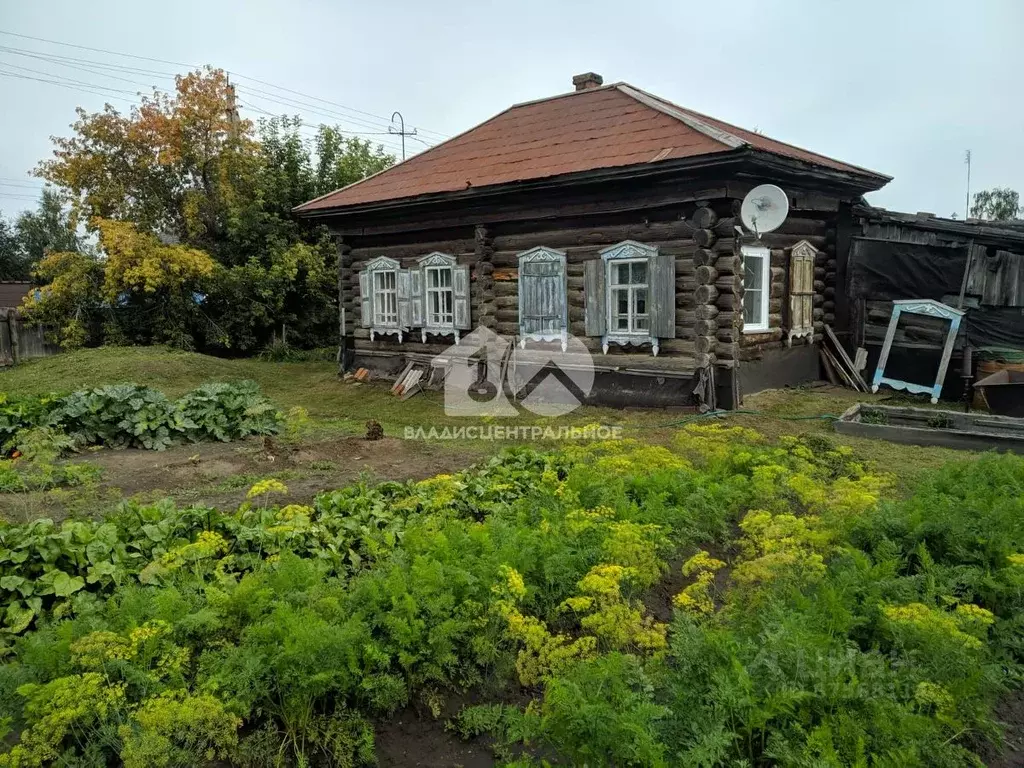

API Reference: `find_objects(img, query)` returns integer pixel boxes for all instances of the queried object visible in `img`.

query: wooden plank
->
[825,324,868,391]
[819,350,840,385]
[391,362,415,393]
[853,347,868,372]
[822,346,857,389]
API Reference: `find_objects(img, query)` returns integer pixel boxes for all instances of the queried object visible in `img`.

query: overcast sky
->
[1,0,1021,221]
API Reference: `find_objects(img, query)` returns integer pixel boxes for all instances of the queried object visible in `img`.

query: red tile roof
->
[296,83,888,213]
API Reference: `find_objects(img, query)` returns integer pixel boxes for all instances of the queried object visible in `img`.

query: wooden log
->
[495,296,518,309]
[715,293,738,311]
[693,248,716,267]
[713,216,739,237]
[694,228,717,248]
[770,249,787,267]
[673,325,697,340]
[716,327,738,344]
[496,309,518,323]
[769,298,783,314]
[714,255,741,276]
[715,275,742,294]
[694,318,718,336]
[813,280,826,293]
[694,335,716,354]
[770,266,786,284]
[692,206,718,229]
[490,219,696,252]
[695,285,719,304]
[678,306,720,323]
[695,265,719,285]
[494,282,518,298]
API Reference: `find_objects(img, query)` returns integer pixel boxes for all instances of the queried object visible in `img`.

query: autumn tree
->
[970,187,1021,221]
[33,67,395,352]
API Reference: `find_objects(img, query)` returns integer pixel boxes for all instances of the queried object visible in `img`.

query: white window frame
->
[600,240,660,355]
[417,252,460,343]
[363,256,403,341]
[741,244,771,334]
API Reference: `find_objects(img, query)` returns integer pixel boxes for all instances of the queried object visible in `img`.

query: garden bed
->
[835,402,1024,454]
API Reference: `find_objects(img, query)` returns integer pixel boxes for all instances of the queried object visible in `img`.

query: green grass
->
[1,346,980,490]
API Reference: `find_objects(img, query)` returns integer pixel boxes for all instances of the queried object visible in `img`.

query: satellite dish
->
[740,184,789,237]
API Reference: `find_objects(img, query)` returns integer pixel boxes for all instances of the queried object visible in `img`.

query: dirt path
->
[0,436,487,519]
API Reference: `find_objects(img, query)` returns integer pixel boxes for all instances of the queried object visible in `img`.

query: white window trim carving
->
[365,256,403,342]
[517,246,568,351]
[418,252,459,343]
[741,244,770,334]
[600,240,660,356]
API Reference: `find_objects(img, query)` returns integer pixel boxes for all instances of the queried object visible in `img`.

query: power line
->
[0,28,451,140]
[0,48,172,91]
[0,68,136,103]
[0,61,141,95]
[1,27,448,141]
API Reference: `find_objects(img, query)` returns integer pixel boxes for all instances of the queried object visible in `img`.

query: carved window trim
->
[600,240,660,355]
[517,246,568,351]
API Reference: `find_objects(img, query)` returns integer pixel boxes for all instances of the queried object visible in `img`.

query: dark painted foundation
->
[737,344,820,402]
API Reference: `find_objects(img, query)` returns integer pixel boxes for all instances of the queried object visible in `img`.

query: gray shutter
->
[397,269,412,329]
[359,270,372,328]
[453,264,471,329]
[649,251,676,338]
[409,268,424,327]
[519,258,566,336]
[584,259,607,336]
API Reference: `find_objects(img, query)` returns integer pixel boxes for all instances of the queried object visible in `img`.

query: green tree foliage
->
[32,68,395,353]
[14,190,81,269]
[970,186,1021,221]
[0,219,28,281]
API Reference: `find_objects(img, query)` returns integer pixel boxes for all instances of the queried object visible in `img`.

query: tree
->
[15,188,81,267]
[33,67,396,352]
[970,187,1021,221]
[0,218,29,281]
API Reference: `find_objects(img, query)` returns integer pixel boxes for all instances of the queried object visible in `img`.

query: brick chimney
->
[572,72,604,92]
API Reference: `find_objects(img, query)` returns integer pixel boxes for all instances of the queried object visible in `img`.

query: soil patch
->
[0,436,486,519]
[986,689,1024,767]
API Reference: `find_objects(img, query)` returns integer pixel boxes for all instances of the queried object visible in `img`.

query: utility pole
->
[389,111,417,161]
[964,149,972,219]
[225,74,241,139]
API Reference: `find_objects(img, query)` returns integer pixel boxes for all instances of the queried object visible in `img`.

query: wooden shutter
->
[788,243,815,340]
[519,252,567,337]
[358,270,372,327]
[453,264,471,329]
[584,259,607,336]
[649,250,676,339]
[397,269,412,329]
[409,268,424,327]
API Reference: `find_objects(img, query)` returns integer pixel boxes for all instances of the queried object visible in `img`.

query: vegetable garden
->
[0,422,1020,766]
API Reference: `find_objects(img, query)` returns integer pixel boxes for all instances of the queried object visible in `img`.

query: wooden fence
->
[0,308,58,366]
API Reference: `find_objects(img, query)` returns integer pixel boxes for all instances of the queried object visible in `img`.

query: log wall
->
[337,190,845,374]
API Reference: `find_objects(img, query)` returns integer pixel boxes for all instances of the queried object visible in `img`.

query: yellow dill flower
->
[682,550,726,577]
[1008,553,1024,567]
[246,478,288,498]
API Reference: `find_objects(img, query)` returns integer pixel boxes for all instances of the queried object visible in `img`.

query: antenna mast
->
[964,150,972,219]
